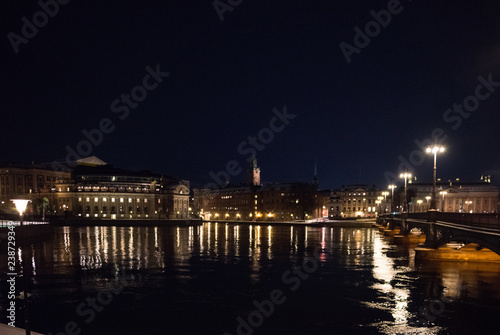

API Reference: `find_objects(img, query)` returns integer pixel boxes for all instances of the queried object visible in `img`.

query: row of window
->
[78,197,149,203]
[446,198,491,205]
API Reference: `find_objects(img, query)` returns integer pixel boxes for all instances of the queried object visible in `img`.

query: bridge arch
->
[433,234,500,256]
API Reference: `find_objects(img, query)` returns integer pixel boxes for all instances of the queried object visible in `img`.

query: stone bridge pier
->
[378,212,500,262]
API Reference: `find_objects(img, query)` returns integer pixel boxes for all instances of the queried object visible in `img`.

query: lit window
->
[94,197,98,202]
[129,198,132,203]
[103,198,107,202]
[144,199,148,203]
[137,199,140,203]
[86,197,90,202]
[112,198,115,203]
[120,198,124,203]
[78,197,82,202]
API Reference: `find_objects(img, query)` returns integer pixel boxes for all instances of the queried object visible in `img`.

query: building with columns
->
[0,163,71,216]
[0,157,191,220]
[406,178,499,213]
[329,185,381,218]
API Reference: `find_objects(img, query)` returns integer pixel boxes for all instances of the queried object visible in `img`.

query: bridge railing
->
[407,213,428,220]
[436,212,500,229]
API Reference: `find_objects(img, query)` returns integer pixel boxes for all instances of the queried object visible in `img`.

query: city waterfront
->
[2,223,500,334]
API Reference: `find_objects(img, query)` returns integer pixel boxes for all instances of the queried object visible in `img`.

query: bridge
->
[377,212,500,260]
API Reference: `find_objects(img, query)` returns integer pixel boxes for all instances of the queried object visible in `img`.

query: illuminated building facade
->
[0,157,190,220]
[0,163,71,215]
[334,185,381,218]
[406,178,499,213]
[194,158,324,221]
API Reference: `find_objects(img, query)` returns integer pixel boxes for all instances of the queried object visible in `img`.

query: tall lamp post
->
[399,173,412,213]
[11,199,31,335]
[439,191,447,212]
[425,196,431,211]
[388,185,397,212]
[426,145,445,210]
[417,199,423,213]
[381,191,389,212]
[465,200,472,213]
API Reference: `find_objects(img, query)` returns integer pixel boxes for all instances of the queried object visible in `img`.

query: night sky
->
[2,0,500,190]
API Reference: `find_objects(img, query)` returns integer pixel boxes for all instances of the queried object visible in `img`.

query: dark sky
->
[2,0,500,190]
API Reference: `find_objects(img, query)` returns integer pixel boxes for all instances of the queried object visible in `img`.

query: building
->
[194,157,324,221]
[1,157,191,220]
[331,184,381,218]
[0,162,71,216]
[259,182,323,221]
[405,178,499,213]
[327,193,343,219]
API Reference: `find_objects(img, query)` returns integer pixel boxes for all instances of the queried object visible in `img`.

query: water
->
[2,223,500,334]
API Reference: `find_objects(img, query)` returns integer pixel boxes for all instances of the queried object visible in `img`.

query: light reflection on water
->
[2,223,500,334]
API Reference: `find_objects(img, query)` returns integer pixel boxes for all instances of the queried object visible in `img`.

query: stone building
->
[0,162,71,216]
[0,157,190,220]
[405,178,499,213]
[194,157,324,221]
[332,184,381,218]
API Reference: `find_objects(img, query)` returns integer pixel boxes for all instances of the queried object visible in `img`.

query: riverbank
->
[49,218,203,226]
[202,219,376,228]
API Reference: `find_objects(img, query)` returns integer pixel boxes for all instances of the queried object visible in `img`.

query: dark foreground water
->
[2,223,500,335]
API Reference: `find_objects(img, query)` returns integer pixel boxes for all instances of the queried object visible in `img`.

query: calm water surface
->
[2,223,500,334]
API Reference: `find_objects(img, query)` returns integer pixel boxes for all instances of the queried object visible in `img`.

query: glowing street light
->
[417,199,423,212]
[381,191,389,213]
[399,173,412,213]
[11,199,31,335]
[426,145,445,210]
[388,185,397,212]
[439,191,447,212]
[11,199,30,224]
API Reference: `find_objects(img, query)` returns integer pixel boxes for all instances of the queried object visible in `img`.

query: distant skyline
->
[2,1,500,189]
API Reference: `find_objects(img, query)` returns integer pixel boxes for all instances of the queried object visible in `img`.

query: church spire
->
[247,155,261,186]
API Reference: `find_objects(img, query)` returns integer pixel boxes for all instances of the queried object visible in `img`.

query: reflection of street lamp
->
[426,145,445,210]
[375,200,381,214]
[11,199,31,335]
[388,185,397,212]
[439,191,447,212]
[399,173,412,213]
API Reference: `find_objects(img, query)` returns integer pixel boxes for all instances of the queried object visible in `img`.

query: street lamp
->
[425,196,431,211]
[388,185,397,212]
[465,200,472,213]
[381,191,389,213]
[426,145,445,210]
[417,199,423,213]
[439,191,447,212]
[399,173,412,213]
[11,199,31,335]
[12,199,30,225]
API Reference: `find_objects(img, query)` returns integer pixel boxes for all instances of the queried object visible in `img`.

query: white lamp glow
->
[11,199,30,216]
